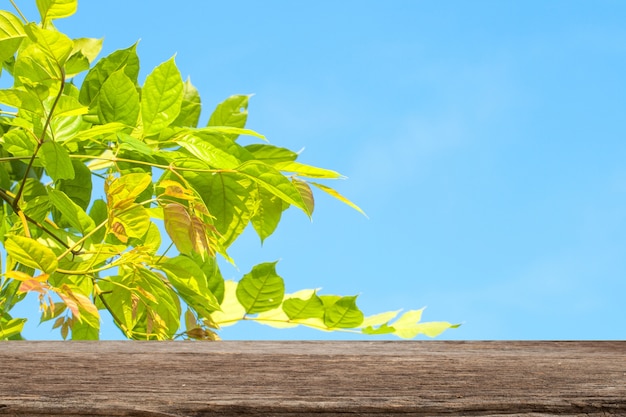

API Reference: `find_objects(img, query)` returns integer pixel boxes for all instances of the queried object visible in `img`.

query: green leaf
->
[79,43,139,106]
[24,23,73,66]
[244,144,298,165]
[292,178,314,216]
[237,161,310,215]
[0,11,26,63]
[236,262,285,314]
[58,160,92,210]
[96,69,140,126]
[311,182,367,217]
[106,172,152,209]
[172,77,201,128]
[71,37,103,63]
[117,132,155,156]
[40,141,75,181]
[250,186,283,244]
[71,319,99,340]
[196,254,225,306]
[141,56,183,136]
[283,292,325,320]
[4,235,58,274]
[2,128,37,157]
[49,96,89,142]
[323,295,364,329]
[181,170,252,249]
[113,204,151,242]
[23,195,51,224]
[13,42,62,87]
[275,161,343,179]
[159,255,221,316]
[197,126,266,141]
[0,317,26,340]
[64,50,90,77]
[36,0,77,22]
[100,267,180,340]
[208,94,250,139]
[48,188,95,235]
[176,133,244,169]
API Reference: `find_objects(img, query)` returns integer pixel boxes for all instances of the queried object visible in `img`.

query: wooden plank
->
[0,341,624,416]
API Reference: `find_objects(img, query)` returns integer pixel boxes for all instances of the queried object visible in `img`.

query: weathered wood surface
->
[0,341,624,416]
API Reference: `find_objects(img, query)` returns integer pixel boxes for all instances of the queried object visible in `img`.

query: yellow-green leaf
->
[40,141,75,181]
[0,11,26,63]
[36,0,77,22]
[311,182,367,217]
[236,262,285,314]
[4,235,58,274]
[96,69,140,126]
[141,56,183,136]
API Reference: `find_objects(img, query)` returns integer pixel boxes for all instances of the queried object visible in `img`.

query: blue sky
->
[8,1,626,339]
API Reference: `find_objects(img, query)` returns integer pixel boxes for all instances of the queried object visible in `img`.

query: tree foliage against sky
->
[0,0,458,340]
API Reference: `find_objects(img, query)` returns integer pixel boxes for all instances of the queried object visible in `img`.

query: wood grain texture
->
[0,341,624,416]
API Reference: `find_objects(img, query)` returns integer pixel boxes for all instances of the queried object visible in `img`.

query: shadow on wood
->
[0,341,624,416]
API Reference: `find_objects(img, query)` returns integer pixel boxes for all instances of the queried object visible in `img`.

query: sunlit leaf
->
[360,310,401,328]
[0,317,26,340]
[106,172,152,209]
[4,235,58,274]
[24,23,73,66]
[244,144,297,165]
[162,202,193,255]
[4,270,48,282]
[40,141,74,181]
[71,37,103,63]
[237,161,310,215]
[159,255,221,316]
[311,181,367,217]
[323,295,364,329]
[0,11,26,63]
[208,94,250,139]
[210,280,246,327]
[182,171,251,249]
[276,161,342,179]
[57,283,99,327]
[292,178,314,216]
[117,132,155,156]
[250,185,283,244]
[176,133,243,169]
[71,319,99,340]
[283,292,325,320]
[36,0,77,22]
[48,189,95,235]
[388,309,458,339]
[79,43,139,106]
[2,128,37,157]
[172,77,201,128]
[141,56,183,136]
[58,160,92,210]
[236,262,285,314]
[96,69,140,126]
[112,204,150,241]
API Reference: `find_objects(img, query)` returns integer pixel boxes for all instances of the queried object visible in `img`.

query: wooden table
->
[0,341,624,416]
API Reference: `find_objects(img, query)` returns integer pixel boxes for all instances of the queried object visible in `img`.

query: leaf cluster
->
[0,0,458,340]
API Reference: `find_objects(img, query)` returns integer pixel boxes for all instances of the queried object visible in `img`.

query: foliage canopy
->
[0,0,458,340]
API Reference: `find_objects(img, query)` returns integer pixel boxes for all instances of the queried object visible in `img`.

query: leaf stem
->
[9,0,28,23]
[13,70,66,210]
[56,218,109,262]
